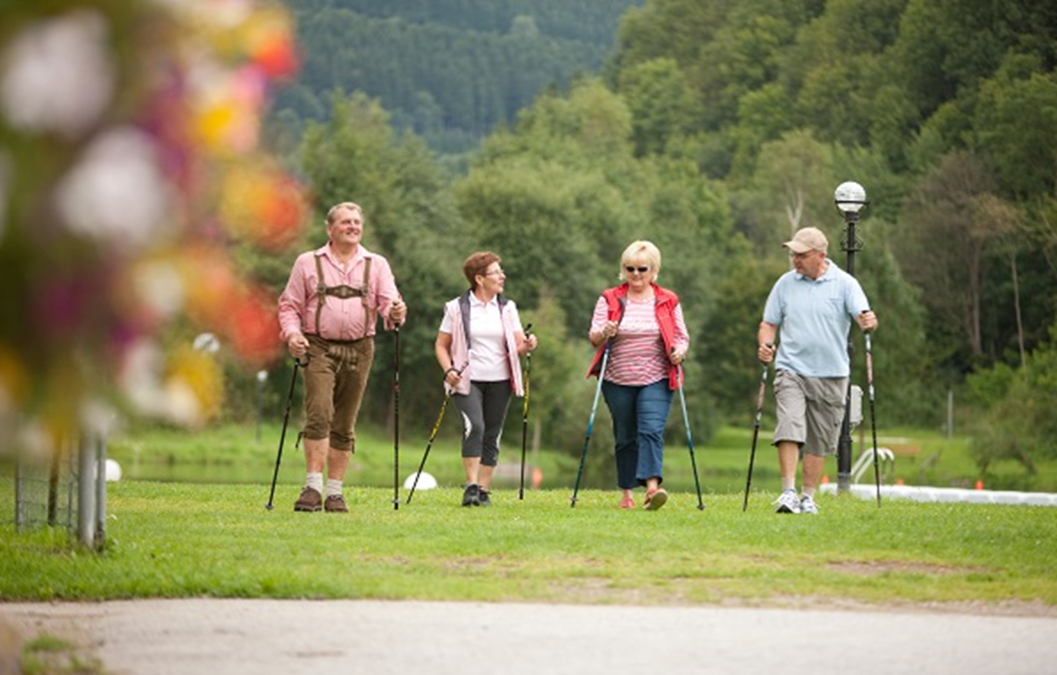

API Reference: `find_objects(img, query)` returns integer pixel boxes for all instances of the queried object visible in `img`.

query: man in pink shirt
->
[278,201,407,513]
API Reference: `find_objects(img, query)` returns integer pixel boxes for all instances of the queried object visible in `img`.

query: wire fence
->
[1,434,108,549]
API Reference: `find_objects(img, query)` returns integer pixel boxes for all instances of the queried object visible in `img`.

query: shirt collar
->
[469,292,499,308]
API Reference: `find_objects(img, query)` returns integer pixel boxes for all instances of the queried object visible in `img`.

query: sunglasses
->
[625,266,650,274]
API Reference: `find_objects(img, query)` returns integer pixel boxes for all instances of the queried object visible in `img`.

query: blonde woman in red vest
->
[435,251,537,507]
[588,240,689,510]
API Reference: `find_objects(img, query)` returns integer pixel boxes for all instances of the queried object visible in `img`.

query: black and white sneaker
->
[773,490,801,514]
[478,488,492,507]
[462,483,480,507]
[799,494,819,515]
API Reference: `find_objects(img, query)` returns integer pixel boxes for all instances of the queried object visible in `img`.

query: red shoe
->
[619,495,635,509]
[643,488,668,511]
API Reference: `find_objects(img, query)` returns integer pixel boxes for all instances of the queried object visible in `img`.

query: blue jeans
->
[602,379,673,489]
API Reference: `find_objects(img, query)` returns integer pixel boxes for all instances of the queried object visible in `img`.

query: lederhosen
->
[301,254,375,451]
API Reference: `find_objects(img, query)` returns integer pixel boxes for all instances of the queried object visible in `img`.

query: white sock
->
[305,472,323,493]
[781,478,796,492]
[326,478,343,498]
[802,488,816,499]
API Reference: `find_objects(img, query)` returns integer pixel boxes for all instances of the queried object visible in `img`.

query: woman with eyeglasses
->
[587,240,690,510]
[435,251,538,507]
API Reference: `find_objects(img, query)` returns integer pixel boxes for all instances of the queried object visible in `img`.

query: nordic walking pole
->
[865,331,882,507]
[676,363,705,511]
[406,362,467,504]
[519,324,533,500]
[392,327,401,510]
[266,356,308,510]
[571,342,610,508]
[743,343,772,512]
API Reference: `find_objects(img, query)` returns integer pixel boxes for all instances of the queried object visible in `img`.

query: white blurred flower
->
[132,260,186,321]
[56,127,174,254]
[80,397,121,439]
[121,340,201,426]
[0,9,115,138]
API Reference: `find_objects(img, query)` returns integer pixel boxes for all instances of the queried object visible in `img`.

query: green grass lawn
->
[2,481,1055,610]
[4,422,1054,611]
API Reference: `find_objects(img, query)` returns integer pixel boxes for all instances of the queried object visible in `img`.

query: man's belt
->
[323,285,365,299]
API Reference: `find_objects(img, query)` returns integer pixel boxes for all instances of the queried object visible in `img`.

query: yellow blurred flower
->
[166,344,224,425]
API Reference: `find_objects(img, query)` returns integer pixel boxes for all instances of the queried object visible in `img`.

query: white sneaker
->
[774,490,801,514]
[799,494,819,515]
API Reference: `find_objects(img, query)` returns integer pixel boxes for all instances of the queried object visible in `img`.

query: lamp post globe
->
[834,181,867,221]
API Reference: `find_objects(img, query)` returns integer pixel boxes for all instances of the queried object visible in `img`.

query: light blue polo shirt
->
[762,260,870,377]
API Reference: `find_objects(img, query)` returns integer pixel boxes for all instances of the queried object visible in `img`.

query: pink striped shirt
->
[278,243,401,342]
[590,296,688,386]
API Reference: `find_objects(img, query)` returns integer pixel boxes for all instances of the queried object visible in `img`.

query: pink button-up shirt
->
[278,243,402,342]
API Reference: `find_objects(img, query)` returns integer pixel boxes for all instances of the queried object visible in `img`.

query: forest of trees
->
[272,0,644,157]
[238,0,1057,485]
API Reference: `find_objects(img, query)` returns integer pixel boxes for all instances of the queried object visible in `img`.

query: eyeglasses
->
[790,251,818,260]
[625,266,650,274]
[483,269,505,277]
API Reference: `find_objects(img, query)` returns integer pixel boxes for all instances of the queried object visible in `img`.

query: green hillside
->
[275,0,645,154]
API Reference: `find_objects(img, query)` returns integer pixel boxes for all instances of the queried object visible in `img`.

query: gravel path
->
[3,599,1056,674]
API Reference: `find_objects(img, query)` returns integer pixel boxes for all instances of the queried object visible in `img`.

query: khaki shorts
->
[302,334,374,451]
[772,369,847,457]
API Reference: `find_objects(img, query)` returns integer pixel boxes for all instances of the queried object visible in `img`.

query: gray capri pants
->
[772,369,847,457]
[452,380,512,467]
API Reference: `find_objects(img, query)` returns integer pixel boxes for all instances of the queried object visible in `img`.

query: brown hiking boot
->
[324,494,348,513]
[293,487,322,512]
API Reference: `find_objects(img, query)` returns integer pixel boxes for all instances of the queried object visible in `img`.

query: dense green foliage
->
[232,0,1057,482]
[273,0,645,155]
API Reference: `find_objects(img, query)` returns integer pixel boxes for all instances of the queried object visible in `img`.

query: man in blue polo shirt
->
[756,227,878,514]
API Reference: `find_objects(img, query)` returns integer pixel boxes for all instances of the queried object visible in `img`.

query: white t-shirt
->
[439,295,509,381]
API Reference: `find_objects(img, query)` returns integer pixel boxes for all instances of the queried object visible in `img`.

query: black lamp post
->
[834,181,868,493]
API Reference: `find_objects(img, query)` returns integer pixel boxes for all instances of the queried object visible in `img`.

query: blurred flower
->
[0,0,307,447]
[167,343,224,424]
[244,8,300,78]
[120,339,203,426]
[219,157,308,251]
[223,284,282,366]
[0,9,114,138]
[128,258,187,324]
[56,127,174,255]
[191,62,266,153]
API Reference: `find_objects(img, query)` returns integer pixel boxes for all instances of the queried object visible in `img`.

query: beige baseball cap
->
[783,227,828,254]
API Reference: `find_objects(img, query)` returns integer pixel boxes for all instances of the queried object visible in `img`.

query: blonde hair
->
[618,240,661,281]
